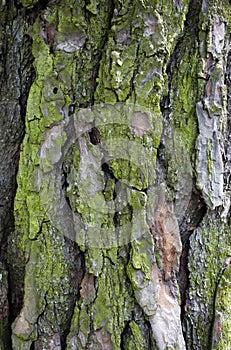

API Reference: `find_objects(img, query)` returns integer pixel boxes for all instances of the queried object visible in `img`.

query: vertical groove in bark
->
[0,1,35,348]
[74,0,115,108]
[158,1,214,345]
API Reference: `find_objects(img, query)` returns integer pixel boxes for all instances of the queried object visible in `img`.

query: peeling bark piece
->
[148,194,185,349]
[212,18,225,55]
[196,100,224,209]
[150,197,182,281]
[150,264,186,350]
[196,16,227,210]
[80,273,97,305]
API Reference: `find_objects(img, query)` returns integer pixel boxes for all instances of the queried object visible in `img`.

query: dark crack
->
[208,258,231,349]
[158,0,206,343]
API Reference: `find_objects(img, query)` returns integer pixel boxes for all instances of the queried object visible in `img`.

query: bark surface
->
[0,0,230,349]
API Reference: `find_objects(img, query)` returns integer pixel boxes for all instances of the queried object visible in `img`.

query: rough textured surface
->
[9,0,190,348]
[0,263,10,349]
[195,16,227,209]
[0,0,230,349]
[182,2,231,348]
[0,1,35,347]
[184,212,231,349]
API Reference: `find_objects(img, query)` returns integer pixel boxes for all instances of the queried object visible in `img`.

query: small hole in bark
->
[68,104,75,115]
[88,127,100,145]
[101,162,109,173]
[53,87,58,94]
[30,341,36,350]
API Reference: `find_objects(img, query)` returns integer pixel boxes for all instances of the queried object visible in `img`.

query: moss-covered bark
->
[0,0,230,349]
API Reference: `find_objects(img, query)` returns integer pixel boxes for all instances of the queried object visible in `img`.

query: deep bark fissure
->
[158,0,208,342]
[0,3,38,348]
[129,44,140,102]
[178,192,207,331]
[74,0,115,108]
[91,0,115,105]
[120,302,155,350]
[33,237,86,349]
[162,0,202,116]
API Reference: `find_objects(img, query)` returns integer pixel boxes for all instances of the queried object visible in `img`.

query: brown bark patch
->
[80,273,97,305]
[150,199,181,281]
[95,328,112,350]
[130,111,151,137]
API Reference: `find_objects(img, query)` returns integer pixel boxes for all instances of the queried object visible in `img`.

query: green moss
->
[126,232,154,291]
[67,253,134,350]
[86,0,98,15]
[94,0,189,107]
[11,3,87,345]
[123,321,146,350]
[21,0,38,9]
[92,258,133,348]
[170,50,200,153]
[66,302,91,349]
[213,266,231,349]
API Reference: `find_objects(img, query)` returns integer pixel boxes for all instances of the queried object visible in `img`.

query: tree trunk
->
[0,0,230,349]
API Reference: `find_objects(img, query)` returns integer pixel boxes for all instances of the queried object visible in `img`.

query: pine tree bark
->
[0,0,230,349]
